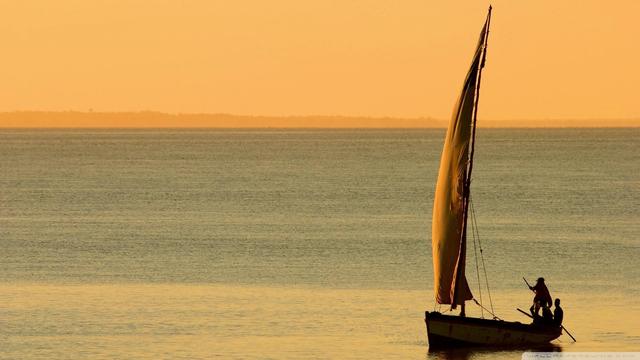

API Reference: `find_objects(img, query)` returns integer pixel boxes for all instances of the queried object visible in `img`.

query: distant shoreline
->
[0,111,638,128]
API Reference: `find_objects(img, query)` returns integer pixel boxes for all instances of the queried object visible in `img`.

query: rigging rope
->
[470,196,496,315]
[472,299,501,320]
[470,200,484,318]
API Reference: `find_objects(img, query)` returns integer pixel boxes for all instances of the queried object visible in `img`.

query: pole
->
[517,308,533,318]
[561,324,577,342]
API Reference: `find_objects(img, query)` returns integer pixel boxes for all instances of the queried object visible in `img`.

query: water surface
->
[1,128,638,358]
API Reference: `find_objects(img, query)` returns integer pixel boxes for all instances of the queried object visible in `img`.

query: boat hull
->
[425,311,561,348]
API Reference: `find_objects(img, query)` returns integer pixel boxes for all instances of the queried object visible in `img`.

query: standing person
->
[528,277,552,315]
[553,298,564,327]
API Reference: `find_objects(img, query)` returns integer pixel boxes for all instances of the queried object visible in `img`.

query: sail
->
[432,14,490,306]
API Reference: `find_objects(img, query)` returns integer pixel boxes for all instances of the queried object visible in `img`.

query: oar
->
[522,277,577,342]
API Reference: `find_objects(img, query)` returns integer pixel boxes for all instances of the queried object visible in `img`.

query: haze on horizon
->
[1,1,639,126]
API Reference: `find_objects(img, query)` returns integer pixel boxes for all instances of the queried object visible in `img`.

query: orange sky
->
[1,1,639,122]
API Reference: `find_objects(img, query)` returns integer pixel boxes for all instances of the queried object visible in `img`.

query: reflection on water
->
[427,343,562,360]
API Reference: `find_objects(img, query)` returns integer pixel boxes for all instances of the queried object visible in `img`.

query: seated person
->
[542,304,554,325]
[554,298,564,327]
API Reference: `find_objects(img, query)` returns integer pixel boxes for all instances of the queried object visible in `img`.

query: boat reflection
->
[426,342,562,360]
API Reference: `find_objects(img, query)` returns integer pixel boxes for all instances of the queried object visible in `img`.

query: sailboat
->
[424,6,562,347]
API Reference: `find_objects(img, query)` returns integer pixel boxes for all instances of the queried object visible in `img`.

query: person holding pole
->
[526,277,552,316]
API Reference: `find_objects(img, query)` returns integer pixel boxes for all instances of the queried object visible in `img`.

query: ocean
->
[1,128,638,359]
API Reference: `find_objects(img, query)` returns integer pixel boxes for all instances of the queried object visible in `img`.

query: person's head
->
[555,298,561,307]
[537,277,545,284]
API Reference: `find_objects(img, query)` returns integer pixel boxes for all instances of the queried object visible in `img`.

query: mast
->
[468,6,491,186]
[452,6,492,307]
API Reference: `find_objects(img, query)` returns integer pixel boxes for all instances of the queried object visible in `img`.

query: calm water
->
[0,128,638,359]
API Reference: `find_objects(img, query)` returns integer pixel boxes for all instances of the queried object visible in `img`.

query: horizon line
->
[0,111,638,128]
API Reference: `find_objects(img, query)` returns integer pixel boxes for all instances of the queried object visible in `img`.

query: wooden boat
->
[425,312,561,348]
[425,6,563,348]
